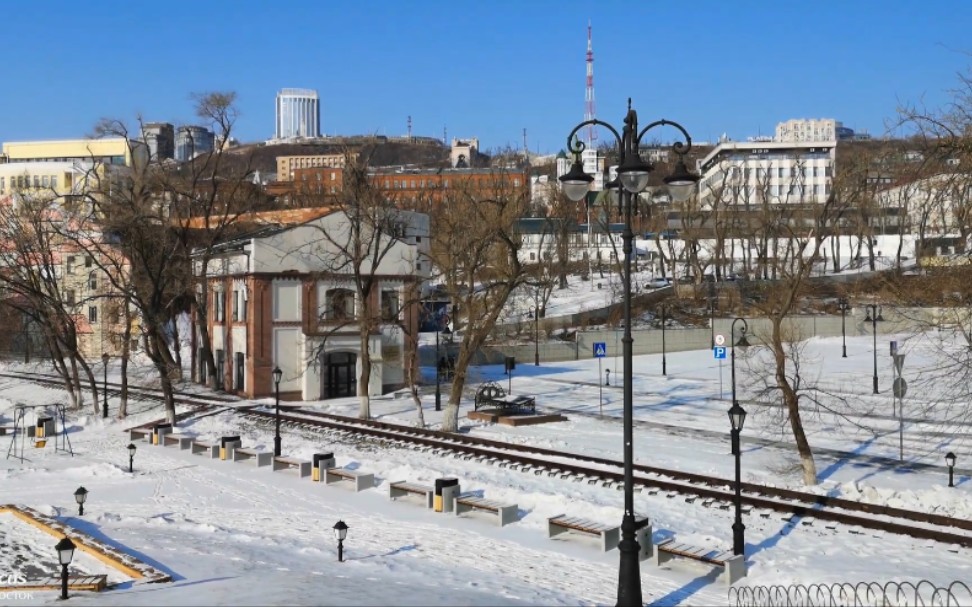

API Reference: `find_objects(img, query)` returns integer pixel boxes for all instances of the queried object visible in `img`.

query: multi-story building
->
[142,122,175,161]
[275,88,321,140]
[175,126,215,162]
[775,118,840,143]
[1,137,133,166]
[276,153,351,181]
[698,140,836,209]
[194,207,430,400]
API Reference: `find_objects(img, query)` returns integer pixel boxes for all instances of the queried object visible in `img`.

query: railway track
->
[5,370,970,549]
[238,405,972,549]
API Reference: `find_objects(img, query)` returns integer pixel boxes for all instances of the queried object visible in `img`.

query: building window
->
[88,306,98,323]
[33,176,40,188]
[529,252,536,261]
[88,271,97,290]
[214,290,225,322]
[65,290,76,306]
[51,175,58,188]
[380,289,400,321]
[232,288,247,322]
[66,256,76,275]
[42,175,49,187]
[325,288,355,321]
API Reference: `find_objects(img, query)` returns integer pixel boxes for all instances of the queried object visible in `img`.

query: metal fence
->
[728,580,972,607]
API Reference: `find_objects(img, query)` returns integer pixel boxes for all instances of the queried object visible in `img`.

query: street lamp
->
[837,298,850,358]
[708,285,716,349]
[55,536,76,600]
[659,304,668,377]
[864,304,884,394]
[946,451,957,488]
[127,443,136,473]
[728,400,747,556]
[73,486,88,517]
[272,366,283,456]
[333,520,348,562]
[534,306,540,366]
[605,368,611,386]
[730,319,750,426]
[560,100,698,607]
[435,319,452,412]
[101,352,109,418]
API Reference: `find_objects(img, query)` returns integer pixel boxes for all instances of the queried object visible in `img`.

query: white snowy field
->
[1,329,971,606]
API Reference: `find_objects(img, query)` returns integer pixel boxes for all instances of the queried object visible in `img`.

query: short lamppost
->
[946,451,957,488]
[728,400,747,556]
[55,536,76,600]
[708,286,716,349]
[127,443,136,473]
[660,304,668,377]
[605,368,611,386]
[864,304,884,394]
[534,306,541,366]
[435,320,452,412]
[560,99,698,607]
[272,366,283,456]
[101,352,109,418]
[73,486,88,517]
[333,520,348,562]
[837,298,850,358]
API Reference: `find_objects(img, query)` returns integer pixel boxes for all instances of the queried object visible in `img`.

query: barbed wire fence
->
[729,580,972,607]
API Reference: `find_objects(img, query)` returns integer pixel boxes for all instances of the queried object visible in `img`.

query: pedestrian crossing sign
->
[593,342,607,358]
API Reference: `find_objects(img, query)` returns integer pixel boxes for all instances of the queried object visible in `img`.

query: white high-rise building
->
[275,88,321,139]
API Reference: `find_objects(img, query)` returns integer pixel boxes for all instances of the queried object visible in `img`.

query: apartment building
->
[1,137,133,167]
[276,153,351,181]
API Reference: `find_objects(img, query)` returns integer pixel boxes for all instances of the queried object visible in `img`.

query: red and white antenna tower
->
[585,21,597,145]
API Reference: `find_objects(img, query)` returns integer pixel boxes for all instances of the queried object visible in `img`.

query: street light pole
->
[865,304,882,394]
[102,353,109,418]
[838,298,849,358]
[534,306,540,366]
[661,304,667,377]
[435,329,442,412]
[272,366,283,456]
[560,100,698,607]
[729,319,750,557]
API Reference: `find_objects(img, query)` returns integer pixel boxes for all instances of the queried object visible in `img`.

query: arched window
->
[88,271,97,290]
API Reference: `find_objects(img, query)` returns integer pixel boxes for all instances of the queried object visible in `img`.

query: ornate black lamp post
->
[946,451,957,488]
[127,443,136,473]
[333,520,349,562]
[55,536,76,600]
[864,304,884,394]
[728,400,747,556]
[74,486,88,516]
[837,298,850,358]
[272,366,283,456]
[560,100,698,607]
[101,352,109,418]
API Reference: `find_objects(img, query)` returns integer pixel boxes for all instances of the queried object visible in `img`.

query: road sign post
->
[891,351,906,462]
[594,342,606,416]
[714,347,727,400]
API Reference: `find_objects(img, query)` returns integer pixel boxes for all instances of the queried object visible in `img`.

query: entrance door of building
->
[322,352,356,399]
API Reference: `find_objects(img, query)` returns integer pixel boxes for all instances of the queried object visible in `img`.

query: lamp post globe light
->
[864,304,884,394]
[333,519,349,562]
[560,100,698,607]
[55,536,76,600]
[272,366,283,456]
[946,451,957,488]
[73,486,88,516]
[101,352,109,418]
[837,298,850,358]
[127,443,136,473]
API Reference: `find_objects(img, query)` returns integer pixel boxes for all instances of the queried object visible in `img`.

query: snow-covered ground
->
[2,326,971,606]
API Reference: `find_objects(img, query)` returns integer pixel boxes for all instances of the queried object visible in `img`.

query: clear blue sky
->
[3,1,971,154]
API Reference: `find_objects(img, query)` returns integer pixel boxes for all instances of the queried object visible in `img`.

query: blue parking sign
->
[713,346,727,359]
[593,342,607,358]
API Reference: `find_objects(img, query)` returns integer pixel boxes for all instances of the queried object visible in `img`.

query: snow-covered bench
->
[388,480,434,508]
[454,495,518,527]
[161,433,193,450]
[653,538,746,585]
[232,447,273,467]
[190,440,219,458]
[272,456,312,478]
[547,514,651,557]
[324,467,374,492]
[129,427,153,442]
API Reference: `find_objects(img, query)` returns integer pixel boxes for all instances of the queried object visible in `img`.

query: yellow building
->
[276,153,352,181]
[2,137,133,166]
